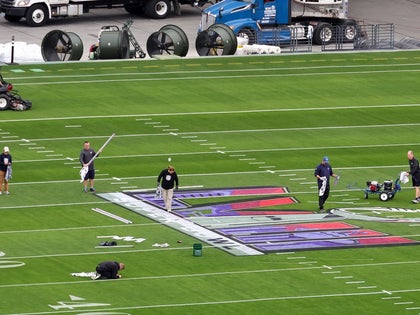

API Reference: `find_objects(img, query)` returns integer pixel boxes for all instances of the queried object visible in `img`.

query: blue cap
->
[323,156,329,163]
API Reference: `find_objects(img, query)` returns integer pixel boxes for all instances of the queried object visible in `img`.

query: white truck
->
[0,0,206,26]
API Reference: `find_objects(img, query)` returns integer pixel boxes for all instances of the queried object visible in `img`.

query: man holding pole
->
[79,134,115,192]
[80,141,99,192]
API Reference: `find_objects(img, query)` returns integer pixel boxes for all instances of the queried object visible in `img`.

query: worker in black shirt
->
[93,261,125,280]
[406,150,420,204]
[157,165,179,212]
[314,156,339,212]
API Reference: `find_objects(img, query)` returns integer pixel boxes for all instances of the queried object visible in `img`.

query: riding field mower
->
[0,72,32,111]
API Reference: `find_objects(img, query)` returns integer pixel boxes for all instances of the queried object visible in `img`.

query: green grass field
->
[1,50,420,315]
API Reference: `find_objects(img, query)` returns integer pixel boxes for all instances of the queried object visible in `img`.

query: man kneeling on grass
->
[92,261,125,280]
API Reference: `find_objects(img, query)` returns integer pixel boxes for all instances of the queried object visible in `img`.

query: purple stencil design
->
[235,229,385,244]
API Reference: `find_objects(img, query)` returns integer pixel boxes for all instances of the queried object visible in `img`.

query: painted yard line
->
[298,261,318,265]
[358,286,377,289]
[11,69,420,87]
[0,200,109,210]
[0,258,419,289]
[4,289,420,315]
[1,103,420,123]
[6,62,420,81]
[0,222,160,235]
[346,281,365,284]
[1,135,19,138]
[382,296,401,300]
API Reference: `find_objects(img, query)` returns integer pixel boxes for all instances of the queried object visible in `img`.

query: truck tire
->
[25,4,49,26]
[0,95,10,111]
[124,4,144,15]
[237,28,256,45]
[4,15,22,23]
[341,20,357,42]
[313,22,333,45]
[144,0,170,19]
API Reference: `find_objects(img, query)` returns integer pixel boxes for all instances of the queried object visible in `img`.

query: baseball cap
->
[323,156,329,162]
[3,146,9,152]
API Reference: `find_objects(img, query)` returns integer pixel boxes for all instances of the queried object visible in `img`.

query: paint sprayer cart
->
[364,177,401,201]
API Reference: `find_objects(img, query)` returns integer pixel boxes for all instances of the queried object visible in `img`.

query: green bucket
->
[193,243,202,257]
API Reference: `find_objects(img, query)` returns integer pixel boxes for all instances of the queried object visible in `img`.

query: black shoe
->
[89,188,95,192]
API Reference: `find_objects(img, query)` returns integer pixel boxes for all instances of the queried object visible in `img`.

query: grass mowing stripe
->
[1,261,419,289]
[5,62,420,81]
[9,69,420,86]
[1,290,410,315]
[1,103,419,123]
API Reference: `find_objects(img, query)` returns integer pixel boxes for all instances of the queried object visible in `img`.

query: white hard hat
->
[3,146,9,152]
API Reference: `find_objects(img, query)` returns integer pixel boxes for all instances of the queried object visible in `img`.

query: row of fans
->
[41,22,238,62]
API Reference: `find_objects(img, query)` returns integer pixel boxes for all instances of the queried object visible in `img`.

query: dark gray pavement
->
[0,0,419,62]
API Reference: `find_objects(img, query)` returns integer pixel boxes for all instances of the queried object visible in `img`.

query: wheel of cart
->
[379,192,390,201]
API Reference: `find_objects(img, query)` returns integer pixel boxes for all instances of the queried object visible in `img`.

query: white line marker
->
[111,182,128,185]
[287,256,306,260]
[2,136,19,139]
[346,281,365,284]
[239,158,256,161]
[65,125,82,128]
[112,177,121,181]
[279,174,296,177]
[37,150,54,153]
[217,150,225,154]
[358,286,377,289]
[135,118,152,121]
[92,208,132,224]
[394,302,414,305]
[21,139,30,142]
[229,154,246,157]
[290,178,307,181]
[382,290,393,295]
[66,157,74,161]
[169,132,178,136]
[298,261,317,265]
[382,296,401,300]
